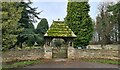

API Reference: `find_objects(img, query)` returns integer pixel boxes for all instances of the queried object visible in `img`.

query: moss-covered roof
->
[44,21,76,37]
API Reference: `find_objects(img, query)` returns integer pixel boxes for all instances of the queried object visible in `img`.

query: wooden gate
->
[52,47,67,58]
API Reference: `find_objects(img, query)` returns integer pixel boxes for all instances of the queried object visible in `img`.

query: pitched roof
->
[44,21,76,37]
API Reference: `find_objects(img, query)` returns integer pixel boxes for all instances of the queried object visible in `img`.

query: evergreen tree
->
[15,23,35,48]
[2,2,23,50]
[18,1,40,28]
[35,18,49,46]
[36,18,49,34]
[108,1,120,44]
[65,1,93,48]
[16,1,41,48]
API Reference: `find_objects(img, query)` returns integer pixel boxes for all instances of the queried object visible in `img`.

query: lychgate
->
[44,20,77,59]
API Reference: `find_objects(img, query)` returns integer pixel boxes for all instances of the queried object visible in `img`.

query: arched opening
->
[51,38,67,58]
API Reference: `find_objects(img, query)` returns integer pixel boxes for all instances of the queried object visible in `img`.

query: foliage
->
[35,18,49,46]
[15,24,36,48]
[96,3,113,46]
[108,1,120,44]
[18,1,40,28]
[36,18,49,35]
[34,34,44,46]
[16,1,41,48]
[53,39,63,47]
[2,2,23,50]
[23,29,35,46]
[94,2,120,45]
[65,1,93,47]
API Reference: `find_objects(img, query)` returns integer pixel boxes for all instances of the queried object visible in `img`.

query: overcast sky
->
[31,0,118,28]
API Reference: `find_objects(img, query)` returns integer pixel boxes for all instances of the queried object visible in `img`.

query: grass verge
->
[2,60,42,70]
[80,58,120,65]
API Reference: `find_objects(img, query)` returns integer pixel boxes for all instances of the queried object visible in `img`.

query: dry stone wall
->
[2,45,119,63]
[3,49,44,63]
[75,49,119,60]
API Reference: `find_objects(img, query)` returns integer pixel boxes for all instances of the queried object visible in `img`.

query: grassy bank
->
[80,58,120,65]
[2,60,43,70]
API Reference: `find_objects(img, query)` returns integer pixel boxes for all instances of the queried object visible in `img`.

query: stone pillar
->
[67,41,75,59]
[68,46,75,59]
[44,41,52,59]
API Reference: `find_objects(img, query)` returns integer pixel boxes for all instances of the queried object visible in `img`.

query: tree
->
[35,18,49,46]
[36,18,49,34]
[16,1,41,48]
[23,23,35,47]
[108,1,120,44]
[65,1,93,48]
[95,3,115,47]
[18,2,41,28]
[90,19,98,44]
[0,22,2,48]
[16,23,36,48]
[96,15,102,43]
[2,2,23,50]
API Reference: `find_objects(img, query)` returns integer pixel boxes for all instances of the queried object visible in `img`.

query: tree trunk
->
[118,23,120,44]
[98,33,101,43]
[19,42,22,49]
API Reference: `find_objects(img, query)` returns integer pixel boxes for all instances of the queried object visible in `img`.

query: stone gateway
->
[44,20,77,59]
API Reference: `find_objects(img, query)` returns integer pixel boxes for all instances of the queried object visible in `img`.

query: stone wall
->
[75,49,119,60]
[86,45,119,50]
[2,47,119,63]
[2,48,44,63]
